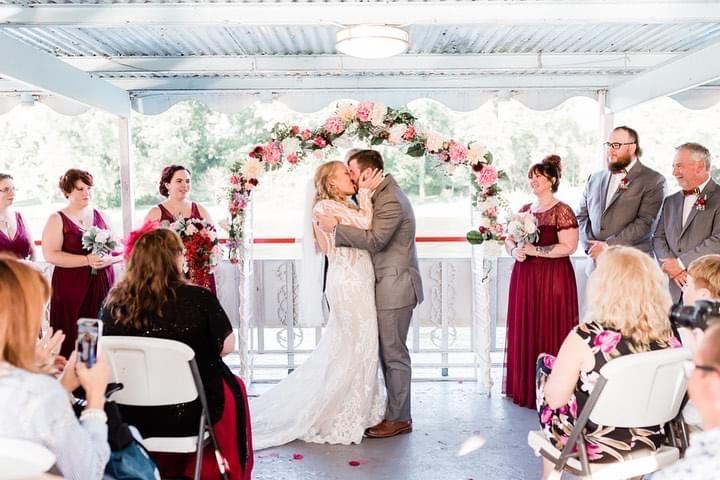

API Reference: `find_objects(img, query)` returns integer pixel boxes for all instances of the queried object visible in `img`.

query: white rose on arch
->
[280,137,301,158]
[477,196,497,211]
[467,142,488,164]
[478,215,493,229]
[370,103,387,127]
[241,157,264,180]
[387,124,408,144]
[425,131,446,153]
[337,102,357,123]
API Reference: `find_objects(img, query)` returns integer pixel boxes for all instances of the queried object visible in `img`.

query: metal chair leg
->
[193,412,205,480]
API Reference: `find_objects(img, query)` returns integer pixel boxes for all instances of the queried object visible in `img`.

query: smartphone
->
[76,318,103,368]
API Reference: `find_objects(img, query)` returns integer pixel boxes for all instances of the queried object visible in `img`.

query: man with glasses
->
[653,143,720,302]
[651,324,720,479]
[577,126,666,267]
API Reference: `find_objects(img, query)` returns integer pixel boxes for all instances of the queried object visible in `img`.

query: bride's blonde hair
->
[314,161,357,209]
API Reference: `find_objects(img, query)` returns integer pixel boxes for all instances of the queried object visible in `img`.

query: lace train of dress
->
[250,190,386,449]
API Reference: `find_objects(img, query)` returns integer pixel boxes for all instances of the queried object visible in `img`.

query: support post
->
[597,90,614,170]
[118,117,134,237]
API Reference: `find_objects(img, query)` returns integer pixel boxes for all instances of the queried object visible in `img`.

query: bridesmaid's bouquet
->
[506,212,539,246]
[81,227,117,275]
[168,218,220,290]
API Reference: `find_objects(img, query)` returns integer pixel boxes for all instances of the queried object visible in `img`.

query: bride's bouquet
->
[81,227,117,275]
[505,212,539,246]
[168,218,220,289]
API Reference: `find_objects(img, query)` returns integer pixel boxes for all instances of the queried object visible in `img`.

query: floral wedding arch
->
[225,100,508,262]
[224,100,507,390]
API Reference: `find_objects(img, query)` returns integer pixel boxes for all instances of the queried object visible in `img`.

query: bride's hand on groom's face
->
[358,168,384,191]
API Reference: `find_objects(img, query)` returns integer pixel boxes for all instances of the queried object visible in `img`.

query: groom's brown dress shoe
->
[365,419,413,438]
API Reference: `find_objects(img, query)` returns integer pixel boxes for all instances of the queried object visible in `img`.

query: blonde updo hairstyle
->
[314,161,357,209]
[585,246,674,346]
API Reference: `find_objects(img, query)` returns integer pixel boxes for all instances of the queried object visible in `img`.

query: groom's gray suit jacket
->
[335,174,424,310]
[653,179,720,302]
[576,161,666,255]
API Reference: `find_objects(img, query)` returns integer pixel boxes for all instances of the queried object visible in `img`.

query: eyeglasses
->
[0,187,17,194]
[683,359,720,377]
[604,142,636,150]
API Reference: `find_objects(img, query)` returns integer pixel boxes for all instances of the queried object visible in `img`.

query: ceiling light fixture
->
[336,25,409,59]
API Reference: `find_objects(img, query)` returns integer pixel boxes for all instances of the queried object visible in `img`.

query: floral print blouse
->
[536,320,681,463]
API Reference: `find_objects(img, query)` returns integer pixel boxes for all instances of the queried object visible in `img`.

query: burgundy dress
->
[50,210,115,357]
[504,202,579,408]
[0,212,32,259]
[158,202,217,294]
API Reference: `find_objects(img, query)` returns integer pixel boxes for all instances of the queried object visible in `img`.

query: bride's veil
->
[298,178,327,327]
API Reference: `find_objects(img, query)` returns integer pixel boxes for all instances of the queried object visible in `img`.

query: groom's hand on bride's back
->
[317,214,339,232]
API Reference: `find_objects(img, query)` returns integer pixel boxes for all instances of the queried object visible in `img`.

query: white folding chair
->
[101,336,229,480]
[528,347,692,480]
[0,438,56,479]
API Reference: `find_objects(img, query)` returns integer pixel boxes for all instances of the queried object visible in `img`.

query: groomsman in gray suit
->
[577,126,666,263]
[653,143,720,302]
[318,149,423,438]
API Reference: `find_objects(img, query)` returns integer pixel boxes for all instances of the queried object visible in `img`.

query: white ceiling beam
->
[0,32,130,116]
[1,2,719,27]
[61,53,675,74]
[608,38,720,112]
[91,73,627,92]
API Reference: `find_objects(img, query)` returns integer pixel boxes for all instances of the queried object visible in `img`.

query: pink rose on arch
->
[540,407,553,425]
[402,124,416,141]
[448,142,468,164]
[313,136,328,148]
[286,153,299,165]
[301,129,313,141]
[491,223,504,237]
[323,116,345,135]
[264,142,282,165]
[356,101,373,122]
[543,354,556,370]
[483,206,498,218]
[593,330,622,353]
[474,165,498,188]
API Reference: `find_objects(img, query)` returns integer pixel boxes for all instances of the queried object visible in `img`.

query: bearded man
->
[576,125,666,264]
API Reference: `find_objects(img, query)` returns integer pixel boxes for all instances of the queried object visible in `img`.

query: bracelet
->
[80,408,107,423]
[85,255,90,266]
[510,246,518,256]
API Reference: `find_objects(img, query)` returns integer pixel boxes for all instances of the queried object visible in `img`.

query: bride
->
[250,160,386,449]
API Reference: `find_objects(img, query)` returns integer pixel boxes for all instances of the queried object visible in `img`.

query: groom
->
[318,149,424,438]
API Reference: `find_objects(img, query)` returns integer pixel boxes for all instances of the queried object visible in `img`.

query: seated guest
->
[683,254,720,309]
[100,227,252,480]
[0,255,110,479]
[0,173,35,260]
[651,324,720,479]
[535,246,680,478]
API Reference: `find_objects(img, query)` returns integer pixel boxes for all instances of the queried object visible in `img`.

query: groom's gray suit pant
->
[378,304,415,422]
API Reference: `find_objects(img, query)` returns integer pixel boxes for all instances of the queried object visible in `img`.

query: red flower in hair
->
[123,220,161,261]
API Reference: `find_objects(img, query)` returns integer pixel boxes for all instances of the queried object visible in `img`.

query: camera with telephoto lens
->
[669,299,720,331]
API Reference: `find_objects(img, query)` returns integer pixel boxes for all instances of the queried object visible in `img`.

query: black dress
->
[102,284,232,434]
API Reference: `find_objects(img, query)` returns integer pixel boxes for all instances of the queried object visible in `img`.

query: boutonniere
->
[618,176,630,192]
[695,194,707,211]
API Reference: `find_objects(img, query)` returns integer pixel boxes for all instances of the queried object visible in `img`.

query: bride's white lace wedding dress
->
[250,188,386,450]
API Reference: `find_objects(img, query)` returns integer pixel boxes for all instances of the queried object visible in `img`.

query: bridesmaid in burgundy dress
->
[0,173,35,260]
[144,165,217,294]
[42,169,122,357]
[504,155,580,408]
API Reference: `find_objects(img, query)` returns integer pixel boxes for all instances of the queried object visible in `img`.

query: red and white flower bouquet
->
[167,218,220,290]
